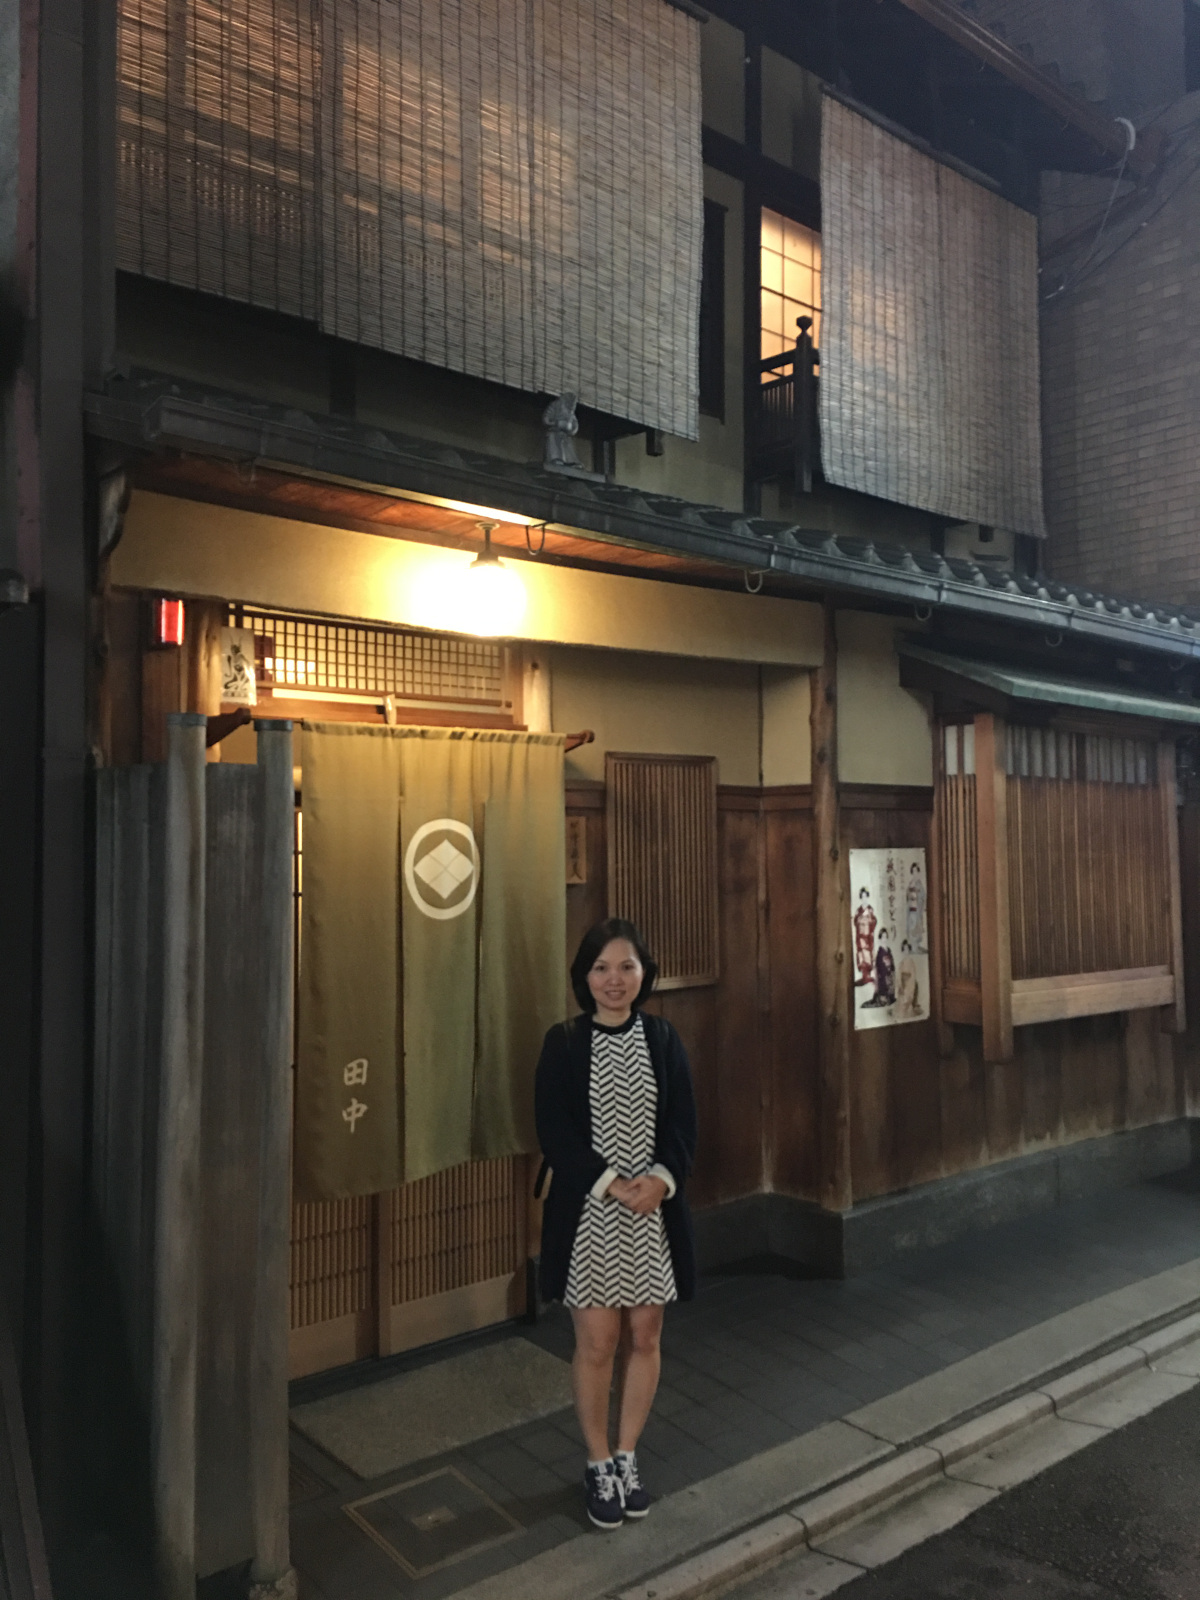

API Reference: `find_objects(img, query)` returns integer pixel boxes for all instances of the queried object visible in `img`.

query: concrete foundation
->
[693,1119,1199,1278]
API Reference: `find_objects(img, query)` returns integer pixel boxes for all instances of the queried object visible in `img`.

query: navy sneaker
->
[584,1460,625,1530]
[615,1451,650,1518]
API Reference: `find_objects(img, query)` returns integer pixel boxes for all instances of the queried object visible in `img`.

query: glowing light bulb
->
[461,549,527,637]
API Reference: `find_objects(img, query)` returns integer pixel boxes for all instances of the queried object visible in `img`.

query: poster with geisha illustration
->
[849,847,929,1030]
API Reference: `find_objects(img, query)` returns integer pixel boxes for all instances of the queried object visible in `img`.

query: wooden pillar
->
[1159,740,1187,1035]
[975,713,1013,1063]
[153,712,207,1600]
[812,605,852,1212]
[248,721,298,1598]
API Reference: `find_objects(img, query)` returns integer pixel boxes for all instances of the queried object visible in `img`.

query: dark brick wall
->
[1040,94,1200,605]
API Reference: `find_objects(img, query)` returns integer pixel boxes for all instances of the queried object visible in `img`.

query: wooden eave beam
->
[892,0,1161,176]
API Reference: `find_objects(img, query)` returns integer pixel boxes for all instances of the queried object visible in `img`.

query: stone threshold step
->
[449,1257,1200,1600]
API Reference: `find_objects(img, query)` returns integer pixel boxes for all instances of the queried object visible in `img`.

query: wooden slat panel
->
[1159,741,1187,1033]
[1005,745,1170,982]
[606,753,719,987]
[934,730,980,983]
[976,714,1013,1063]
[289,1198,373,1328]
[389,1157,525,1307]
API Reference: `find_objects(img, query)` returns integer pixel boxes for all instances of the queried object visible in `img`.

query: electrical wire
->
[1042,119,1136,302]
[1043,111,1200,303]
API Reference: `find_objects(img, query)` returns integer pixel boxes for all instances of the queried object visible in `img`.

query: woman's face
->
[587,938,644,1020]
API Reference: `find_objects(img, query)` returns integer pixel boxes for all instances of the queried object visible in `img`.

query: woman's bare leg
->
[570,1308,622,1460]
[615,1305,665,1454]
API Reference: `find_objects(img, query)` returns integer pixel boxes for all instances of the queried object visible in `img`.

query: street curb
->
[613,1304,1200,1600]
[451,1262,1200,1600]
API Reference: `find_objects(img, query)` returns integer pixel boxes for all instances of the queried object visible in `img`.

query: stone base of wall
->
[692,1119,1199,1279]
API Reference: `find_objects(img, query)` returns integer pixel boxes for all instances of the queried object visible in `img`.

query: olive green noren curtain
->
[296,725,566,1200]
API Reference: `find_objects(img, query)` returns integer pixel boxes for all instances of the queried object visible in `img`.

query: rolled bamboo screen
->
[115,0,703,439]
[606,753,719,988]
[819,95,1046,537]
[115,0,320,318]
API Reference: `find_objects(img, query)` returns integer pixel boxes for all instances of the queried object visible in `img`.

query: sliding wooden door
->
[289,1158,530,1379]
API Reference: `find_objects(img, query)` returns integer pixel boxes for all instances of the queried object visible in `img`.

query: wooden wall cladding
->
[567,782,818,1213]
[847,782,1193,1207]
[843,790,944,1201]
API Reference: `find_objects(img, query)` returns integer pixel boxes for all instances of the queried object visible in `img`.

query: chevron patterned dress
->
[564,1015,678,1308]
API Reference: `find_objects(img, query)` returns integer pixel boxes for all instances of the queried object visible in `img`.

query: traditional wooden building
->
[6,0,1200,1594]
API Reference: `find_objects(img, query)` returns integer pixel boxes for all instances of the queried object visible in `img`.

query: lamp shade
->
[460,552,527,637]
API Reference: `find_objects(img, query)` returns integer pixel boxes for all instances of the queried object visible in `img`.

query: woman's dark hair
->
[570,918,659,1013]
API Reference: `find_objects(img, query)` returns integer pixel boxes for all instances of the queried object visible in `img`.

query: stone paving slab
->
[843,1257,1200,1447]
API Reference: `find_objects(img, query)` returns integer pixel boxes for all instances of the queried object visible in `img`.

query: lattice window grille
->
[945,724,1154,786]
[229,606,505,706]
[606,752,719,989]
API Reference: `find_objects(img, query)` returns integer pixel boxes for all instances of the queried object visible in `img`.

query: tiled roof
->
[86,371,1200,663]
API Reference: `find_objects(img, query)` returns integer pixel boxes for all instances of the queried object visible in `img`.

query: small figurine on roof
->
[543,391,583,470]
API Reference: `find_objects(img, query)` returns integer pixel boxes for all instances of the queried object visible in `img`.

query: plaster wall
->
[701,14,745,141]
[761,48,821,179]
[612,166,745,511]
[762,668,812,786]
[113,491,825,666]
[551,647,761,785]
[836,611,933,787]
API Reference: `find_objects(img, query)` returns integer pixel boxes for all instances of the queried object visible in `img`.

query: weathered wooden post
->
[153,712,207,1600]
[812,604,852,1218]
[248,721,298,1599]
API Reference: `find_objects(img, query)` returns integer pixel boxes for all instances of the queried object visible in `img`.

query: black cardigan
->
[533,1010,698,1303]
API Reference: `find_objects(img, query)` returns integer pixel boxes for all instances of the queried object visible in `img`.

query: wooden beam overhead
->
[893,0,1161,176]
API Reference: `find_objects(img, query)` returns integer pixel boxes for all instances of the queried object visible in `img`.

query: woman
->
[535,919,698,1530]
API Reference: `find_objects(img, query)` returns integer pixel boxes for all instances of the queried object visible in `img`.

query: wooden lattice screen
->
[229,606,505,707]
[935,717,1184,1060]
[289,1161,528,1377]
[606,753,719,989]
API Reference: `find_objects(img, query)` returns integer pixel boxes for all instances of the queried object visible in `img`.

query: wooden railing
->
[753,316,819,494]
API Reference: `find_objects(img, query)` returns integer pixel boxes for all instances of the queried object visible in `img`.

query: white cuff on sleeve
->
[591,1167,619,1201]
[648,1163,677,1200]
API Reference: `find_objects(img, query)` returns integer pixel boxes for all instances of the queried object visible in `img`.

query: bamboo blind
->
[117,0,703,438]
[389,1158,523,1304]
[819,95,1045,537]
[322,0,703,437]
[606,753,718,988]
[289,1196,373,1328]
[229,606,504,704]
[937,722,1172,986]
[115,0,319,317]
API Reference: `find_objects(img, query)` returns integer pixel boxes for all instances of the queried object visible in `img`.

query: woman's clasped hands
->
[605,1174,668,1215]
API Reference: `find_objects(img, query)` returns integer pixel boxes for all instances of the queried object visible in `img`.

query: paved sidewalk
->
[288,1169,1200,1600]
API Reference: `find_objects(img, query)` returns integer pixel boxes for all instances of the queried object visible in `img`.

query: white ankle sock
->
[588,1456,614,1472]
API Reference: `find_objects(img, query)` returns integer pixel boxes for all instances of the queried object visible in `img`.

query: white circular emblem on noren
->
[404,819,480,921]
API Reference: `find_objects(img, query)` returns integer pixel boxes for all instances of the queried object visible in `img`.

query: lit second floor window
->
[761,207,821,374]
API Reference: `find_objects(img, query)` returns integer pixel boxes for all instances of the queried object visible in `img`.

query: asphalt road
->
[824,1383,1200,1599]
